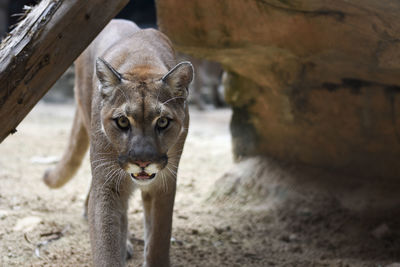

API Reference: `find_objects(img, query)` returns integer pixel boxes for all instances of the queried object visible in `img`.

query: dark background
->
[1,0,157,38]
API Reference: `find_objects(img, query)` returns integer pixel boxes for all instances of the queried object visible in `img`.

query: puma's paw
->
[82,206,88,221]
[126,239,134,260]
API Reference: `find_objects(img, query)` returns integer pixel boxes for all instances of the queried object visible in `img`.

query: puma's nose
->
[133,161,151,168]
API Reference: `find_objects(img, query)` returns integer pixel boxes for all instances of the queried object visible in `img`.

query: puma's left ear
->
[162,61,194,99]
[96,57,122,98]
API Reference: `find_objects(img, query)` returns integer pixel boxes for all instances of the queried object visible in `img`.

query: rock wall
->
[156,0,400,179]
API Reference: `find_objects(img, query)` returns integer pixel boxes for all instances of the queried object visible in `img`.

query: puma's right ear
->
[162,61,194,99]
[96,58,122,97]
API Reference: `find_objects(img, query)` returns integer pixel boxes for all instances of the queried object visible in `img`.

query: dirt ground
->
[1,102,400,267]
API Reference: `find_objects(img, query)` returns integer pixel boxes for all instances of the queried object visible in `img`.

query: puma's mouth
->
[131,172,156,180]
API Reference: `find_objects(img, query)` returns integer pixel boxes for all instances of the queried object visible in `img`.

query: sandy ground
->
[1,102,400,267]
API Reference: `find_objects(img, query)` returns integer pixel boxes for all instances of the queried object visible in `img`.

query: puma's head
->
[95,58,193,186]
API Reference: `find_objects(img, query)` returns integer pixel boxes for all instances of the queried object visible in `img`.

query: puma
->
[43,19,193,267]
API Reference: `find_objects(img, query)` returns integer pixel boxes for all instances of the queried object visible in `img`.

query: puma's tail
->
[43,109,89,188]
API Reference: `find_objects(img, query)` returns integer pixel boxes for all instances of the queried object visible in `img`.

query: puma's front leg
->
[141,184,176,267]
[88,187,129,267]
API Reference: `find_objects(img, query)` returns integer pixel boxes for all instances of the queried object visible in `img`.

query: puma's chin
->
[126,162,162,185]
[130,172,157,185]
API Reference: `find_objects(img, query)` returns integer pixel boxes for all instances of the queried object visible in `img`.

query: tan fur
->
[43,19,193,267]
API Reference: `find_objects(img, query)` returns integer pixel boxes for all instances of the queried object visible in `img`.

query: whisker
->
[167,151,184,157]
[96,152,113,156]
[165,167,177,180]
[91,158,110,164]
[93,129,103,135]
[168,148,185,153]
[114,170,121,193]
[166,166,177,176]
[101,167,120,191]
[115,170,125,194]
[168,162,179,168]
[169,149,185,154]
[103,142,112,150]
[167,155,183,161]
[168,167,178,173]
[101,172,115,191]
[160,172,165,193]
[118,170,127,194]
[167,165,178,172]
[168,151,185,157]
[162,172,168,193]
[105,168,117,180]
[93,162,113,172]
[162,96,186,105]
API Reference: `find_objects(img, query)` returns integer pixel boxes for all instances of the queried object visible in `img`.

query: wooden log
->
[0,0,129,143]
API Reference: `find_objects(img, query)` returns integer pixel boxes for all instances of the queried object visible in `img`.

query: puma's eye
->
[156,117,170,130]
[116,116,130,130]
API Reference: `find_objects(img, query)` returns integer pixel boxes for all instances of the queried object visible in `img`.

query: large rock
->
[156,0,400,180]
